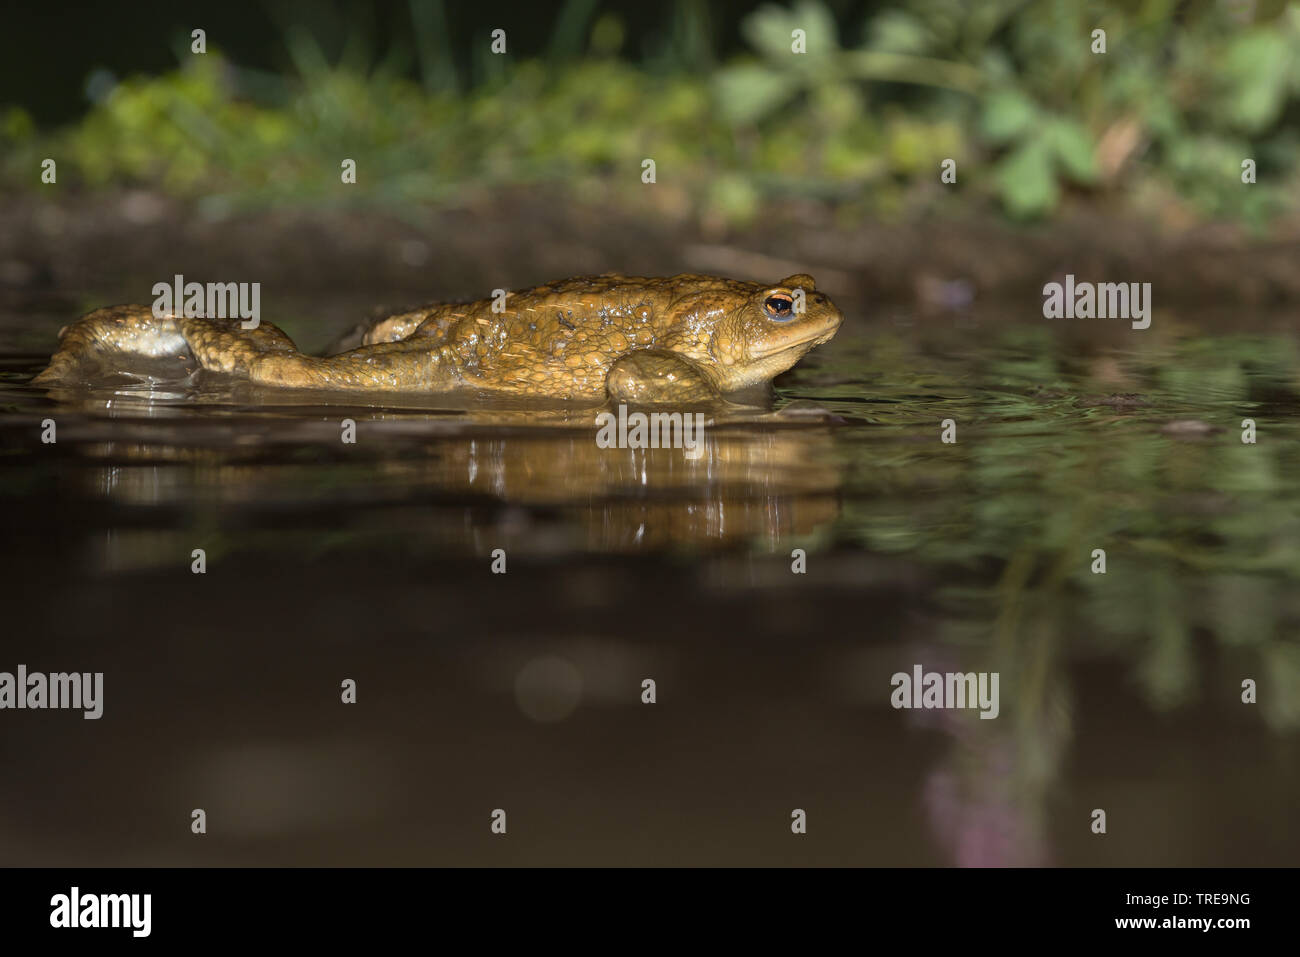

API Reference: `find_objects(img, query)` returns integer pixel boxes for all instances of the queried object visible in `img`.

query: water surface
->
[1,303,1297,865]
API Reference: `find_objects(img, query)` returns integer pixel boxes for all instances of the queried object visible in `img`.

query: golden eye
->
[764,293,794,320]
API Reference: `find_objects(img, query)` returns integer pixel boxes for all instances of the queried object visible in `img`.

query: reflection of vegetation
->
[796,322,1299,862]
[823,325,1300,732]
[3,1,1299,224]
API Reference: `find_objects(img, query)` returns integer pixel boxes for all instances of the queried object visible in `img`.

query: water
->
[1,304,1297,865]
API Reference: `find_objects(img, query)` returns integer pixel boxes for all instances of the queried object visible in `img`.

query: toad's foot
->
[32,305,195,384]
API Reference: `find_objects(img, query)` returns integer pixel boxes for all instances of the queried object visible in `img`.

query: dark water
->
[1,304,1297,866]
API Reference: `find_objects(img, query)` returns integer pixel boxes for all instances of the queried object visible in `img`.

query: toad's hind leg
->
[605,350,720,404]
[180,316,443,391]
[35,307,447,392]
[33,304,196,384]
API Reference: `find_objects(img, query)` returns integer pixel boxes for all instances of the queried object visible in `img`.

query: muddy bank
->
[1,190,1297,343]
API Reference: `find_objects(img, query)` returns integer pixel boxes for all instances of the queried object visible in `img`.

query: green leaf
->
[1220,29,1292,132]
[996,138,1059,218]
[980,88,1037,143]
[742,0,839,60]
[1045,117,1098,184]
[712,64,799,125]
[864,10,931,56]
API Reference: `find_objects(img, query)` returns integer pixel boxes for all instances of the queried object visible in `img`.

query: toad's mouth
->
[749,321,841,359]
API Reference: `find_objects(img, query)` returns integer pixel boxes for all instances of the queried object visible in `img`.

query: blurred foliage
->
[717,0,1300,221]
[2,0,1300,224]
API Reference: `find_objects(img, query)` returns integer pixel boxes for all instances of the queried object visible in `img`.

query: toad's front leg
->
[604,350,720,404]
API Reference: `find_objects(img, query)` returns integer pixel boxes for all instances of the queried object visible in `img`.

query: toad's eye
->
[764,293,794,320]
